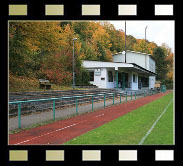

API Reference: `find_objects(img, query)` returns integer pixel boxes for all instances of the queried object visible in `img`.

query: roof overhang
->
[82,60,133,69]
[130,63,157,76]
[82,60,157,76]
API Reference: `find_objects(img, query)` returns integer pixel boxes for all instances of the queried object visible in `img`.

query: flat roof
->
[112,50,155,60]
[126,50,152,56]
[112,50,152,56]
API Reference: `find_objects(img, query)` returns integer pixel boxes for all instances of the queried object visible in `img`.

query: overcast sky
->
[108,21,175,53]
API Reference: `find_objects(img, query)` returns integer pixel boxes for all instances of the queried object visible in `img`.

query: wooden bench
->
[39,79,51,89]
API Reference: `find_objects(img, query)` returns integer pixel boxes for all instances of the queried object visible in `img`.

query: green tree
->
[161,43,174,84]
[153,47,168,81]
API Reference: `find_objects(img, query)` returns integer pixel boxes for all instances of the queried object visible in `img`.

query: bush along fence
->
[9,89,163,129]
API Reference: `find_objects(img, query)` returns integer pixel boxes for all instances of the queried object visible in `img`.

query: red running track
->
[9,92,170,145]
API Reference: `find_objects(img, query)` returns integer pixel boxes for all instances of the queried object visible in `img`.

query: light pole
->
[73,38,77,89]
[145,26,148,69]
[125,21,126,63]
[145,26,148,53]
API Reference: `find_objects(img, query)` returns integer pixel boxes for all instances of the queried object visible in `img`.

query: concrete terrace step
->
[9,89,153,116]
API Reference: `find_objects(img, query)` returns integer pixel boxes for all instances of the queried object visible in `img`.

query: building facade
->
[82,50,156,90]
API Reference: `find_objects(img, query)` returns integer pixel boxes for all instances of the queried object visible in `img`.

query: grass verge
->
[9,74,85,92]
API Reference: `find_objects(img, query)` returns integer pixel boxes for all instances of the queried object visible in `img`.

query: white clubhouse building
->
[82,50,156,90]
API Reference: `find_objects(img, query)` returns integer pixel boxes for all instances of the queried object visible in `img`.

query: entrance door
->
[118,72,122,88]
[118,72,128,89]
[121,72,128,89]
[124,73,128,87]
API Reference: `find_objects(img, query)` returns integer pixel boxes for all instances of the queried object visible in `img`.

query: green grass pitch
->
[64,92,174,145]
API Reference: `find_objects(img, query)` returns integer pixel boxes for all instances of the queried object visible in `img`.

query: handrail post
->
[18,103,21,128]
[120,93,121,103]
[92,96,94,111]
[76,97,78,114]
[53,99,55,120]
[126,91,127,102]
[104,95,105,108]
[113,94,114,105]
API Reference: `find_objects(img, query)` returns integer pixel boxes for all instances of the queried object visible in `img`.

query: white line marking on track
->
[15,111,106,145]
[96,114,104,118]
[15,123,76,145]
[138,99,173,145]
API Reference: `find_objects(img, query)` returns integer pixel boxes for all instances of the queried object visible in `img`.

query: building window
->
[89,71,94,81]
[108,71,113,82]
[133,74,137,83]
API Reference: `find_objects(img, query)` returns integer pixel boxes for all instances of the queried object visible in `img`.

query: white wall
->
[113,51,155,71]
[89,68,142,90]
[113,52,156,90]
[83,59,156,90]
[148,57,156,89]
[149,57,156,73]
[93,68,117,89]
[127,52,146,69]
[131,72,138,90]
[146,55,149,70]
[106,69,116,88]
[149,76,156,89]
[92,68,107,88]
[113,54,125,63]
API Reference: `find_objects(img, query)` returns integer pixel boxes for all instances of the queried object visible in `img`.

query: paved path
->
[9,92,169,145]
[9,95,143,130]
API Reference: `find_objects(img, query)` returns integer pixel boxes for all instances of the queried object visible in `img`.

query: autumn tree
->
[72,22,98,60]
[126,35,137,51]
[132,39,146,53]
[91,23,112,61]
[146,42,158,55]
[102,22,125,53]
[41,24,82,85]
[9,21,173,87]
[9,22,65,77]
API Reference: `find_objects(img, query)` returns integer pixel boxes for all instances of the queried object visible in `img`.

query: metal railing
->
[138,83,149,88]
[142,83,149,88]
[9,89,160,129]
